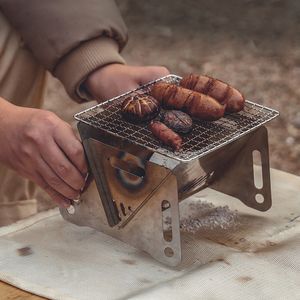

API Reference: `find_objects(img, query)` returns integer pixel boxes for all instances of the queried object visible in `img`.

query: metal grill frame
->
[74,74,279,162]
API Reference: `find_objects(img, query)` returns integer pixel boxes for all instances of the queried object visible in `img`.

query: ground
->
[44,0,300,175]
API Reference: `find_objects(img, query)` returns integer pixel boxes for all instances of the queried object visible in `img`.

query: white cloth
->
[0,168,300,300]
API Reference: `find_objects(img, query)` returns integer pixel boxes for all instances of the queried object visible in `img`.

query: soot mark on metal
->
[115,151,147,191]
[121,258,137,265]
[236,276,253,283]
[17,246,33,256]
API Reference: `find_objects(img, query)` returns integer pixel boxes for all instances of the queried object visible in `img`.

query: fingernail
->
[73,194,81,203]
[84,173,89,181]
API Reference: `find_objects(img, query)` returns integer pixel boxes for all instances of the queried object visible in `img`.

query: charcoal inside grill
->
[74,75,279,162]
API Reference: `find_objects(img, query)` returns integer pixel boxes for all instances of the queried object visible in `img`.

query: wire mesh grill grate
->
[74,75,279,162]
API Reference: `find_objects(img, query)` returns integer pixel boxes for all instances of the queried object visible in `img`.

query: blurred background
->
[44,0,300,175]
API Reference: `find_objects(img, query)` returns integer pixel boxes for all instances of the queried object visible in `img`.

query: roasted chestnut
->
[161,110,193,133]
[121,95,160,123]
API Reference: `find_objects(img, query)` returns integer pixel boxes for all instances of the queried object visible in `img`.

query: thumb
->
[132,66,170,85]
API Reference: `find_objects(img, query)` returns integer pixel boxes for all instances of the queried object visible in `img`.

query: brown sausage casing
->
[180,74,245,113]
[151,82,225,121]
[149,121,182,151]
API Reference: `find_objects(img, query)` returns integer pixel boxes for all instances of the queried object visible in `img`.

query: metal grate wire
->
[74,75,279,162]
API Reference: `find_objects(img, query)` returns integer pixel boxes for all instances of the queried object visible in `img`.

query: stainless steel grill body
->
[61,75,279,266]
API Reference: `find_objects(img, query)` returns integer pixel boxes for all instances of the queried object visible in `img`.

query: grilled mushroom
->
[121,95,160,123]
[161,110,193,133]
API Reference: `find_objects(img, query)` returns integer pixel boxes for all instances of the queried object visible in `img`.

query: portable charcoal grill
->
[60,75,279,266]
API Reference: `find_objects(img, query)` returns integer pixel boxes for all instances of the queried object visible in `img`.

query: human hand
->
[84,64,170,102]
[0,99,87,207]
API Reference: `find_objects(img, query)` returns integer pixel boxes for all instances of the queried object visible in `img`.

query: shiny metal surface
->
[61,123,272,266]
[60,74,278,266]
[61,134,182,266]
[85,138,175,228]
[176,126,272,211]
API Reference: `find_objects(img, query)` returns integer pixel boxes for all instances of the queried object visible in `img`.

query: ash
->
[165,201,240,234]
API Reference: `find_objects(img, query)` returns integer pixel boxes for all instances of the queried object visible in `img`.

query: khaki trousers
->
[0,12,47,226]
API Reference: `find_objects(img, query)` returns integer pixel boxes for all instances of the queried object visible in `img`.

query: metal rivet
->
[255,193,264,204]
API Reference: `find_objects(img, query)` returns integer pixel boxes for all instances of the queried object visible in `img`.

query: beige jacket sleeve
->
[0,0,128,102]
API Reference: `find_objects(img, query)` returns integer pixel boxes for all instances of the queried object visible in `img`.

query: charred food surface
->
[161,110,193,134]
[180,74,245,113]
[150,82,225,121]
[121,95,160,123]
[119,74,246,152]
[149,120,182,151]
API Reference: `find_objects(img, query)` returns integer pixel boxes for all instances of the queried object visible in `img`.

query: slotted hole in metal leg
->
[120,202,126,216]
[161,200,172,242]
[252,150,263,189]
[255,193,264,204]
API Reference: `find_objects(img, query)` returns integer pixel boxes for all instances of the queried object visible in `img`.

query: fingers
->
[34,171,71,208]
[132,66,170,85]
[45,185,71,208]
[40,138,85,191]
[53,124,88,176]
[36,156,80,201]
[96,80,139,102]
[19,166,71,208]
[84,64,170,103]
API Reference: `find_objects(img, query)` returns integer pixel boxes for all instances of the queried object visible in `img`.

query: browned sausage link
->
[149,121,182,151]
[151,82,178,108]
[180,74,245,113]
[151,82,225,121]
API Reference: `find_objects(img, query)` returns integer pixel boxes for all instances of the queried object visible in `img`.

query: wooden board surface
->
[0,281,47,299]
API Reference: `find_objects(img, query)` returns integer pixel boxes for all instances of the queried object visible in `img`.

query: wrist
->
[54,38,126,103]
[0,98,16,162]
[84,63,125,101]
[0,97,17,124]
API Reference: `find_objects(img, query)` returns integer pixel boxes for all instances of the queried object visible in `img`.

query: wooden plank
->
[0,281,47,299]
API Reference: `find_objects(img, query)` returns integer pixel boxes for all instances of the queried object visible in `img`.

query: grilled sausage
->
[151,82,225,121]
[149,120,182,151]
[180,74,245,113]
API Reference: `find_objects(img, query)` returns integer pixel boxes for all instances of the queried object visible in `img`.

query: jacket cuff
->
[54,37,125,102]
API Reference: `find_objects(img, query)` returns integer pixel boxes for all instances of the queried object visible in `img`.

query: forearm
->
[0,97,21,164]
[55,38,126,102]
[0,96,13,110]
[0,97,17,128]
[0,0,128,102]
[0,0,127,71]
